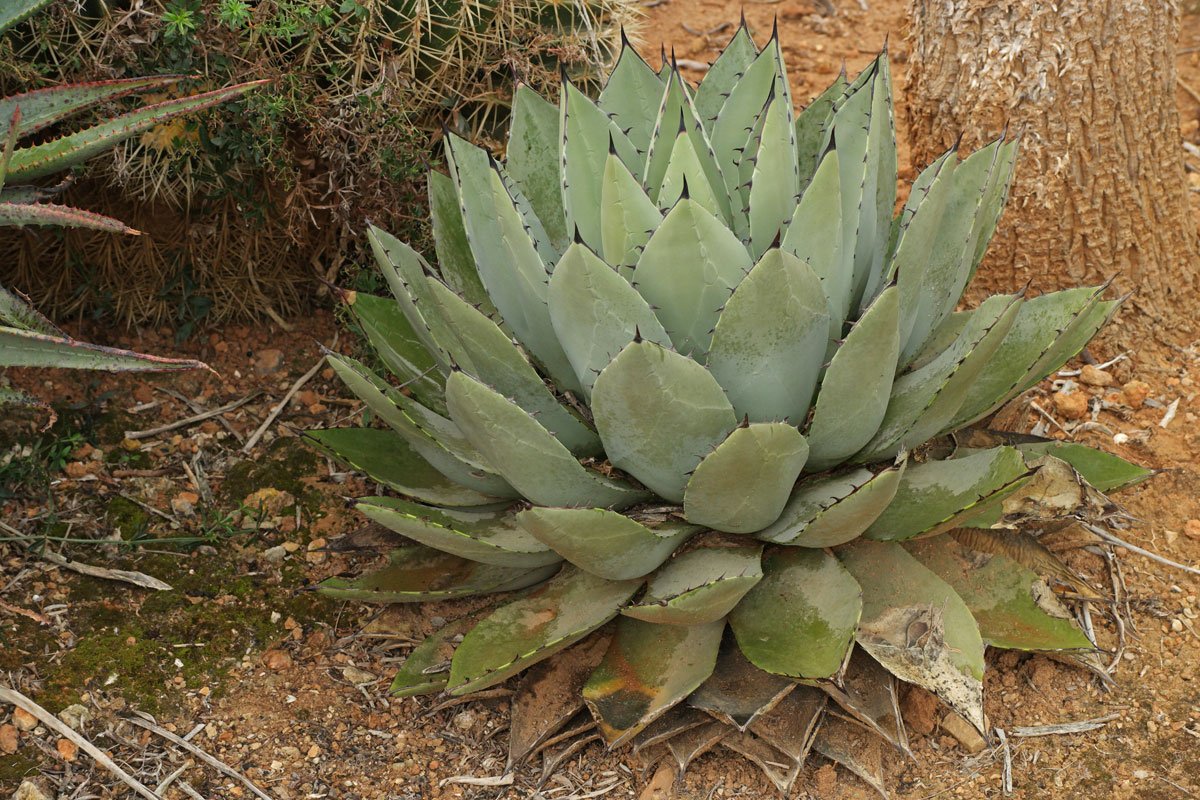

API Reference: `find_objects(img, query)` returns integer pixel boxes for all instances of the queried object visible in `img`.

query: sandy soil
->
[4,1,1200,798]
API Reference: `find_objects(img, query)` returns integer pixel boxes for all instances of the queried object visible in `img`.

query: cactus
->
[316,25,1143,792]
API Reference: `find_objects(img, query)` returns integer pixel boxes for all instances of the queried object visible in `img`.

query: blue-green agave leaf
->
[319,545,556,604]
[706,248,829,425]
[683,422,809,534]
[448,566,643,694]
[837,539,986,732]
[357,496,561,568]
[446,371,649,509]
[622,543,763,625]
[730,548,862,678]
[518,507,699,580]
[758,460,906,547]
[591,339,738,502]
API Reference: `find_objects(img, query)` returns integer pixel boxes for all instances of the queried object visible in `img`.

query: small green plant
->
[216,0,251,29]
[310,25,1148,793]
[0,428,83,500]
[161,0,200,42]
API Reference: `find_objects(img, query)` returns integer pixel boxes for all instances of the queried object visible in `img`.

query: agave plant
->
[0,0,262,415]
[310,23,1149,794]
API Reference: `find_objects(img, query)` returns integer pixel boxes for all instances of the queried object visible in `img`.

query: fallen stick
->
[125,392,260,440]
[1084,523,1200,577]
[0,686,163,800]
[0,597,51,625]
[126,714,275,800]
[995,728,1013,794]
[1178,75,1200,105]
[157,386,245,443]
[1009,712,1119,737]
[38,549,173,591]
[241,355,326,454]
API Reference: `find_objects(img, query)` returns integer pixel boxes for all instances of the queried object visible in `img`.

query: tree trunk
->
[904,0,1199,335]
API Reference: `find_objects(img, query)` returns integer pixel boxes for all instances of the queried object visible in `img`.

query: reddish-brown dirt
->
[3,2,1200,799]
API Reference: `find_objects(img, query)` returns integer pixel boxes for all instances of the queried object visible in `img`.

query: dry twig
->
[126,714,276,800]
[1009,713,1118,737]
[242,350,329,454]
[125,393,260,440]
[0,686,164,800]
[0,597,51,625]
[1084,524,1200,577]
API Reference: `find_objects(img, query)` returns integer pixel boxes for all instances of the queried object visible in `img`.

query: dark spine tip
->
[572,224,584,245]
[633,325,643,344]
[739,414,750,428]
[677,107,688,135]
[881,33,890,53]
[769,229,783,250]
[952,131,965,153]
[823,126,837,157]
[620,25,632,48]
[608,129,618,155]
[680,174,691,200]
[770,15,779,42]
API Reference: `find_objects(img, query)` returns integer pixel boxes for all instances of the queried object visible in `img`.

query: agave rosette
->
[311,23,1148,793]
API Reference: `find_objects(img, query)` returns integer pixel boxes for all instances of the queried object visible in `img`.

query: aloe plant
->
[311,24,1148,793]
[0,1,261,416]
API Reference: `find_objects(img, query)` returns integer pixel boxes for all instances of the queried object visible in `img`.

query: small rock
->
[242,488,295,517]
[254,348,285,376]
[638,760,676,800]
[12,781,49,800]
[0,724,17,754]
[295,390,321,406]
[1052,390,1089,420]
[282,541,301,553]
[261,545,288,565]
[57,704,90,730]
[452,711,476,731]
[1079,364,1114,387]
[56,738,78,762]
[171,491,200,517]
[307,744,321,759]
[262,650,293,671]
[1133,769,1151,780]
[121,437,143,452]
[1122,380,1151,409]
[306,537,327,565]
[11,707,36,731]
[901,686,939,735]
[342,666,377,685]
[940,712,986,753]
[64,461,91,479]
[1172,618,1185,633]
[1185,519,1200,540]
